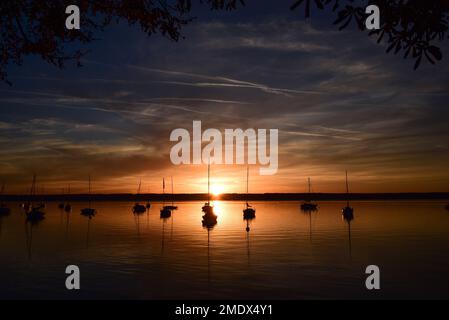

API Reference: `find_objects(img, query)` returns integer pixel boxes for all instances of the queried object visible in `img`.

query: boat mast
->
[31,174,36,206]
[207,161,210,204]
[308,177,311,194]
[30,174,36,197]
[88,175,92,208]
[246,166,249,207]
[171,176,174,206]
[345,170,349,206]
[163,178,165,206]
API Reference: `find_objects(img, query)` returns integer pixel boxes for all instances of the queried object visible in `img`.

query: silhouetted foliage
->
[0,0,244,84]
[290,0,449,69]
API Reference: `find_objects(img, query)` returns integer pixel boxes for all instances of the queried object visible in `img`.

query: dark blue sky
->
[1,1,449,193]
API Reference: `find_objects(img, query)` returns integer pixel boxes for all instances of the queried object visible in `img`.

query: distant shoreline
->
[2,193,449,202]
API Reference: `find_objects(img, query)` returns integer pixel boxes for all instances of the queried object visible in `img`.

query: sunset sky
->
[1,1,449,194]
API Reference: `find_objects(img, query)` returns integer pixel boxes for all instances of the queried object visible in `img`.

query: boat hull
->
[202,212,217,229]
[133,204,146,214]
[342,206,354,222]
[81,208,96,218]
[300,202,318,212]
[26,209,45,223]
[243,207,256,219]
[160,208,172,218]
[0,206,11,216]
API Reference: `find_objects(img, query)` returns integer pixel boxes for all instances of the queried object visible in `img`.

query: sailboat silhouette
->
[81,175,96,218]
[300,178,318,212]
[64,184,72,212]
[243,166,256,219]
[160,178,172,218]
[58,189,65,210]
[25,174,45,223]
[146,185,152,210]
[202,161,217,227]
[133,179,146,214]
[164,176,178,210]
[342,171,354,220]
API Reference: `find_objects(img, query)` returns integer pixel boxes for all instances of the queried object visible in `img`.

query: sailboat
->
[26,174,45,222]
[202,162,214,214]
[133,179,146,214]
[58,187,65,209]
[342,171,354,220]
[146,185,152,209]
[164,177,178,210]
[22,177,34,212]
[0,183,11,216]
[160,178,172,218]
[80,175,96,218]
[243,166,256,219]
[64,184,72,212]
[300,178,318,212]
[202,162,217,226]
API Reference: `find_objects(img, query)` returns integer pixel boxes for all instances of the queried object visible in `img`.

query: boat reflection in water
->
[81,212,95,249]
[1,200,449,299]
[160,208,172,255]
[202,204,217,284]
[25,208,45,260]
[342,205,354,258]
[244,211,256,264]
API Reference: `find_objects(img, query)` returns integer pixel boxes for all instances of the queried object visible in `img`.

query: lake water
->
[0,200,449,299]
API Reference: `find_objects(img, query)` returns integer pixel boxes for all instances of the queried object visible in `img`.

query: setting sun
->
[211,184,224,196]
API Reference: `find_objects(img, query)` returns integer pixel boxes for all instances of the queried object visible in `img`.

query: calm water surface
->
[0,200,448,299]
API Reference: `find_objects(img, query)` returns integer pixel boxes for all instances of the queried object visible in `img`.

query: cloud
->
[1,15,449,193]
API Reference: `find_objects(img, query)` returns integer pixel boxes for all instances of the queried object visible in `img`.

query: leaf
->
[427,45,442,61]
[290,0,304,11]
[414,55,422,70]
[314,0,324,10]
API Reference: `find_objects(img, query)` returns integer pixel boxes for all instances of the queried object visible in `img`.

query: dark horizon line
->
[2,192,449,201]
